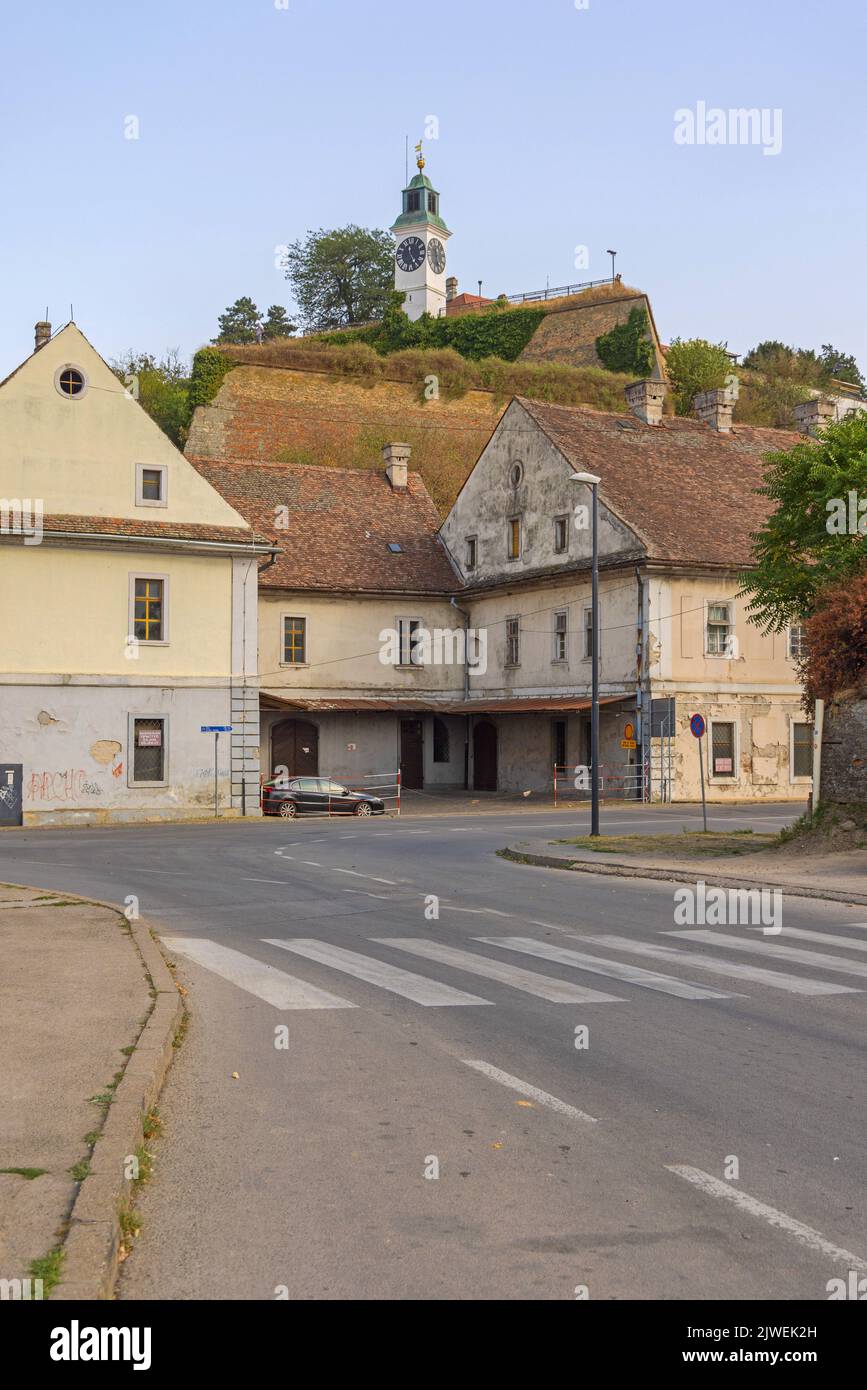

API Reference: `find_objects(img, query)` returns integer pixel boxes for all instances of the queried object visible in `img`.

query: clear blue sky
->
[2,0,865,377]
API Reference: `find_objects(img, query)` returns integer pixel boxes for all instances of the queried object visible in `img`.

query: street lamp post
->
[606,249,617,283]
[571,471,602,835]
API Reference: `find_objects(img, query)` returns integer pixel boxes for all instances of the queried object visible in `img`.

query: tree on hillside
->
[111,349,190,448]
[739,411,867,633]
[819,343,865,392]
[741,339,864,394]
[665,338,733,415]
[213,296,261,344]
[283,225,394,331]
[262,304,297,339]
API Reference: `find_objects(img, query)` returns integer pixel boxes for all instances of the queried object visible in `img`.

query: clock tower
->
[390,145,452,321]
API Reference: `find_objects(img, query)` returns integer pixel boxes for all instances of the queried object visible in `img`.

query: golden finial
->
[415,139,425,170]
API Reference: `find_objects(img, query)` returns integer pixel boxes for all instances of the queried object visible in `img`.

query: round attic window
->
[509,461,524,487]
[55,365,87,399]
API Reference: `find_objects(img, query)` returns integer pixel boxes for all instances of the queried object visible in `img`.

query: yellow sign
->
[620,738,637,750]
[623,722,635,741]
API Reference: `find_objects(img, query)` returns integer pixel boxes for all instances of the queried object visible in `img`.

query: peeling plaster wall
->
[4,685,237,824]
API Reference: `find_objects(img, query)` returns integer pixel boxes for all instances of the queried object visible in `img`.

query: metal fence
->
[553,762,646,806]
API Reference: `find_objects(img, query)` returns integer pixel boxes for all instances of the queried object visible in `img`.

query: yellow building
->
[0,323,271,824]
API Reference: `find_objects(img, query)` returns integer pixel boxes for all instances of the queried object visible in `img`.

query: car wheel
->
[354,801,373,817]
[279,800,297,818]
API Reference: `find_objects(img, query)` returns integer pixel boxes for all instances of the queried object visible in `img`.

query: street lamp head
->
[570,470,601,485]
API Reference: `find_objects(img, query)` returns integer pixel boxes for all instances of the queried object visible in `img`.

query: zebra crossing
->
[163,923,867,1013]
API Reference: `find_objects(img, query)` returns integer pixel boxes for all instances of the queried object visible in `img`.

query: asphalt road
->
[2,801,865,1301]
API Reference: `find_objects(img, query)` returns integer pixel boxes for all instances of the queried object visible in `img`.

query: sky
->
[1,0,865,378]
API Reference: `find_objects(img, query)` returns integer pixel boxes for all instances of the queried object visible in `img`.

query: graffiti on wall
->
[28,770,104,802]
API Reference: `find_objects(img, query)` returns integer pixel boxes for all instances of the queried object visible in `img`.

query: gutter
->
[26,531,274,556]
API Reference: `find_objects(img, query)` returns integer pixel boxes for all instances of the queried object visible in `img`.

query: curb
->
[498,847,867,908]
[3,883,183,1301]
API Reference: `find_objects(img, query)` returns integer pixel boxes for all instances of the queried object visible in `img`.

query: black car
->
[262,776,385,819]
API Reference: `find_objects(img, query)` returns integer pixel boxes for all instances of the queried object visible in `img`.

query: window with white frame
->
[282,615,307,664]
[505,616,520,666]
[706,601,732,656]
[791,720,812,780]
[129,575,168,644]
[553,610,568,662]
[135,463,167,507]
[788,624,808,660]
[397,617,424,666]
[710,720,737,778]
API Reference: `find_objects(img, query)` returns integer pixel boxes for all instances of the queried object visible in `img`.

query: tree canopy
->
[111,349,190,448]
[664,338,733,415]
[739,410,867,633]
[283,225,395,331]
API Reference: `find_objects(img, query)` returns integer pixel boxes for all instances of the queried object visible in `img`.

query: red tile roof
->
[517,397,805,568]
[189,458,460,593]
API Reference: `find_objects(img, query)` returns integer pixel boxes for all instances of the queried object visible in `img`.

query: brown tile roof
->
[189,458,460,593]
[517,398,804,569]
[31,515,264,546]
[446,293,496,315]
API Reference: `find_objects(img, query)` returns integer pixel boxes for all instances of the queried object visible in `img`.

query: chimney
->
[793,396,835,437]
[446,276,458,303]
[693,387,734,433]
[34,321,51,352]
[625,379,667,426]
[382,442,411,491]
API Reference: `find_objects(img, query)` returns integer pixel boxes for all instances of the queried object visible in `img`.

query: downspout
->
[636,567,649,802]
[451,596,471,790]
[811,698,825,817]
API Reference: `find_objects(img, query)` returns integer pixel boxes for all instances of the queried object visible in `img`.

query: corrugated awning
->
[260,693,632,715]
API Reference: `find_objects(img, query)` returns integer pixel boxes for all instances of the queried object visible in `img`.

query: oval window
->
[509,461,524,487]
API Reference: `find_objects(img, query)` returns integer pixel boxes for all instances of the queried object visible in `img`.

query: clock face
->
[395,236,426,273]
[427,238,446,274]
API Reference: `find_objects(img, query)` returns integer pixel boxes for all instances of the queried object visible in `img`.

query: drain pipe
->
[811,698,825,818]
[451,596,471,790]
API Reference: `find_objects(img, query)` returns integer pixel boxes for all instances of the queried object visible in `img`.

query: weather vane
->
[415,139,425,170]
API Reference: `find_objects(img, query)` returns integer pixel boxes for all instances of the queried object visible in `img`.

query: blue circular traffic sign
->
[690,714,706,739]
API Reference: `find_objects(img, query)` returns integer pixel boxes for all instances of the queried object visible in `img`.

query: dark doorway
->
[271,719,319,778]
[553,719,567,770]
[400,719,424,789]
[473,721,498,791]
[0,764,23,827]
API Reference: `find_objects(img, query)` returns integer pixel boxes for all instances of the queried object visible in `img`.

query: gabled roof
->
[516,397,804,569]
[190,457,460,593]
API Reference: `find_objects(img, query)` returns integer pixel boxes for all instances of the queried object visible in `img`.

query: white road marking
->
[368,876,398,885]
[479,937,741,1000]
[586,935,859,996]
[241,877,294,886]
[301,861,322,868]
[162,938,354,1010]
[758,926,867,953]
[462,1060,597,1123]
[667,930,867,980]
[667,1165,867,1273]
[341,889,393,900]
[376,939,625,1003]
[265,939,492,1006]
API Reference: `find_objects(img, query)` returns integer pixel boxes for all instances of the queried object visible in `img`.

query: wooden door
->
[271,720,319,778]
[400,719,424,790]
[473,721,498,791]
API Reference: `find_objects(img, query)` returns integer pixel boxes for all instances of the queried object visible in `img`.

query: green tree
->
[819,343,865,392]
[739,411,867,632]
[214,296,261,344]
[262,304,296,339]
[284,225,394,330]
[665,337,733,415]
[111,349,190,448]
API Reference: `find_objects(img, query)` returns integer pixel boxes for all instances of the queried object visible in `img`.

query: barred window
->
[711,721,736,777]
[132,718,165,783]
[505,617,520,666]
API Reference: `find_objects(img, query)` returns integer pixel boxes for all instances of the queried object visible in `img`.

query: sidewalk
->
[502,838,867,906]
[0,883,179,1300]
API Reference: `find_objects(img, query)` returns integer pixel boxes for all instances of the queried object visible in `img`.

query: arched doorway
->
[473,720,498,791]
[271,719,319,778]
